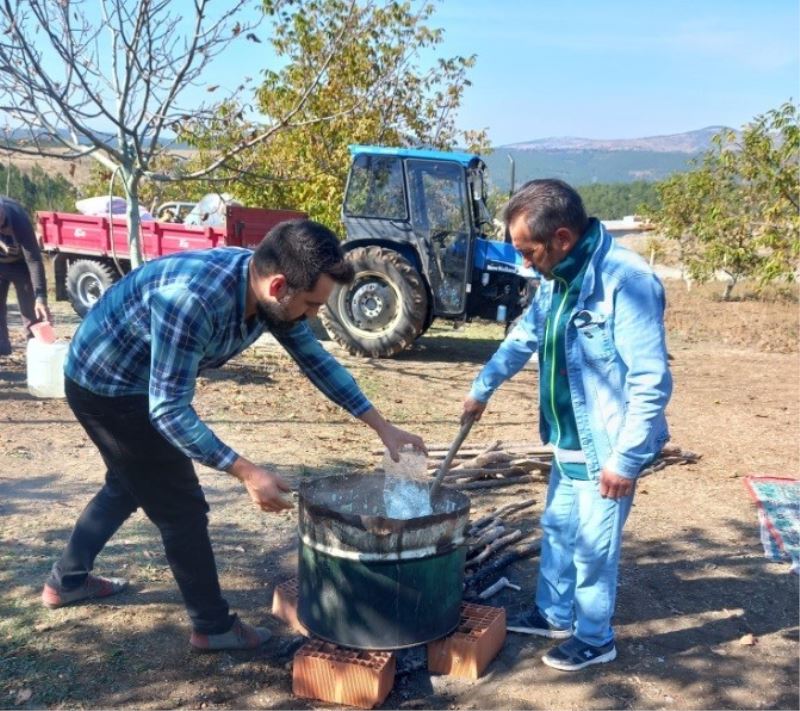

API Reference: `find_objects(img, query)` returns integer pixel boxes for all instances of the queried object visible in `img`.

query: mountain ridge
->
[478,126,734,188]
[499,126,734,154]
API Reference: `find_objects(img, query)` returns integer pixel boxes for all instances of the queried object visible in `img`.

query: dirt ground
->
[1,278,798,710]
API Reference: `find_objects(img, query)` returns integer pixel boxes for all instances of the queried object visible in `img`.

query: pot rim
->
[299,473,471,534]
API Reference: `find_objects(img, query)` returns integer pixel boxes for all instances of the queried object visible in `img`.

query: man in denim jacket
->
[463,179,672,671]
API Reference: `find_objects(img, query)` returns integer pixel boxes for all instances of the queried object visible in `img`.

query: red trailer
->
[37,205,306,316]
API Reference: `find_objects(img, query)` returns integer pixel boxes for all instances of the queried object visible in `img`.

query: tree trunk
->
[722,274,737,300]
[122,170,144,269]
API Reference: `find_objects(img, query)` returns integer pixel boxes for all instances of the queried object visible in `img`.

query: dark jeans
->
[49,377,234,634]
[0,260,38,354]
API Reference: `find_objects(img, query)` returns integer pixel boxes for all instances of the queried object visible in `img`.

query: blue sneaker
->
[542,636,617,671]
[507,607,571,639]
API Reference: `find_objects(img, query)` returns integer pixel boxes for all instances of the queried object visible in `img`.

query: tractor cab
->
[320,145,534,358]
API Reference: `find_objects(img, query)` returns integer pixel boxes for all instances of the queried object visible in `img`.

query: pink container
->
[30,321,57,344]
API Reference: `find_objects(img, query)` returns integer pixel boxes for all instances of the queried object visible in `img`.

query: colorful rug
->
[744,476,800,571]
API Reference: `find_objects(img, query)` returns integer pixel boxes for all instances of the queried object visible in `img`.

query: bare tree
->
[0,0,360,267]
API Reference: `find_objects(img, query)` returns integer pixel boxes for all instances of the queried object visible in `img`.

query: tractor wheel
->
[320,246,429,358]
[418,304,436,338]
[416,281,436,338]
[66,259,118,317]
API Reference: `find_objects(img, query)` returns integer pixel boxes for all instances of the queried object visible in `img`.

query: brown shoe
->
[42,575,129,609]
[190,617,272,651]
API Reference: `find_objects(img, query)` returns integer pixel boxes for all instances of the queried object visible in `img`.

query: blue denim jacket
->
[469,222,672,480]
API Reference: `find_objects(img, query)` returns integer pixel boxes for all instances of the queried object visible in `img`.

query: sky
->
[16,0,799,148]
[190,0,798,146]
[432,0,799,145]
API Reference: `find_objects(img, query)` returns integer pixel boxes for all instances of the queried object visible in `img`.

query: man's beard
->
[256,296,304,335]
[536,243,557,280]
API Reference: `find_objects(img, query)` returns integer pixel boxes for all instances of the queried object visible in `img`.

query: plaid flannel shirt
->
[65,247,372,470]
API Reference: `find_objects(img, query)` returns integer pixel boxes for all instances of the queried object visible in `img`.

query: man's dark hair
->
[503,179,588,246]
[253,219,354,291]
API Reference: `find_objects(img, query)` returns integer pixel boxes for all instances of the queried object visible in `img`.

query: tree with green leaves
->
[652,102,799,299]
[577,181,660,221]
[0,163,75,215]
[186,0,488,228]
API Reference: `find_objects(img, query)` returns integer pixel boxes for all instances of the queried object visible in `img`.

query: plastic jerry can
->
[26,337,69,398]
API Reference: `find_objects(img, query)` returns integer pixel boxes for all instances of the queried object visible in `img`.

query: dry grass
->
[0,267,797,710]
[665,280,799,353]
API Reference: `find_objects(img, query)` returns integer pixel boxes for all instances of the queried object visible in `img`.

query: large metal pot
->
[297,473,470,649]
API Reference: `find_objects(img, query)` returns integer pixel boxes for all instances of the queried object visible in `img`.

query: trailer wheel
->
[320,246,428,358]
[66,259,118,317]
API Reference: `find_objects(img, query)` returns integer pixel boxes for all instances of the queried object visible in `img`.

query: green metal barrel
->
[297,473,470,650]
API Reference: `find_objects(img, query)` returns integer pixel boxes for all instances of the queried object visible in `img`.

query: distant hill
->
[483,149,698,192]
[5,126,117,145]
[506,126,731,153]
[4,126,187,148]
[4,124,729,195]
[483,126,731,192]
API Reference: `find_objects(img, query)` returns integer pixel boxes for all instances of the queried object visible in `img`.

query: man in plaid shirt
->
[42,220,425,651]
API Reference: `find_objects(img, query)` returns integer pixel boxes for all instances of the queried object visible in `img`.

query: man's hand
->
[599,468,635,499]
[227,457,293,512]
[358,407,426,462]
[378,422,426,463]
[34,301,52,324]
[462,396,487,424]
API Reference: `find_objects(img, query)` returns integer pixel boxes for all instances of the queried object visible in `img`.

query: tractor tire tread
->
[320,246,428,358]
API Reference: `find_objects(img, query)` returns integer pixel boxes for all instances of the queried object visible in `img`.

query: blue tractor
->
[320,145,536,357]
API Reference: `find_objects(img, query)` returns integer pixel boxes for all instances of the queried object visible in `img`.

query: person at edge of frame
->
[0,196,52,356]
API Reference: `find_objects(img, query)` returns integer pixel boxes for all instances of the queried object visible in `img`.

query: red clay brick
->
[270,578,308,636]
[292,639,396,709]
[427,602,506,679]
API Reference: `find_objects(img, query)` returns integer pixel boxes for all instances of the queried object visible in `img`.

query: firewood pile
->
[375,439,701,601]
[462,497,541,601]
[413,440,701,493]
[424,439,551,491]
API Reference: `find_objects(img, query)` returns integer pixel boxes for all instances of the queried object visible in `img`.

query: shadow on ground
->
[398,333,504,365]
[468,518,799,711]
[2,470,797,710]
